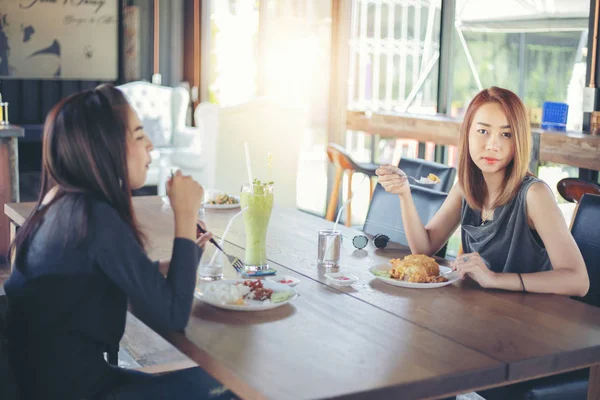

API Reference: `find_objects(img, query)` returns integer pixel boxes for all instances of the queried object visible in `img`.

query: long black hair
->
[10,85,146,265]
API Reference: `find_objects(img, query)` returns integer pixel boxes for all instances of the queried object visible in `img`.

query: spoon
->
[406,176,437,185]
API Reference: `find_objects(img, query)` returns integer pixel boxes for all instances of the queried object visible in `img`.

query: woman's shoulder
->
[51,193,120,221]
[525,179,555,204]
[450,181,465,197]
[86,197,139,252]
[87,197,127,227]
[521,174,547,187]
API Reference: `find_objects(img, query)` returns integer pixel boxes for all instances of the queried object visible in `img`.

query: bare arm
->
[400,184,463,255]
[456,183,590,296]
[376,165,462,255]
[510,182,588,296]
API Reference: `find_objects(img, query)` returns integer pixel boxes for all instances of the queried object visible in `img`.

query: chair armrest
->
[172,126,202,149]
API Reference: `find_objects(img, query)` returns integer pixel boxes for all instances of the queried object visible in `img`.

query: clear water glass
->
[318,229,341,268]
[197,244,223,281]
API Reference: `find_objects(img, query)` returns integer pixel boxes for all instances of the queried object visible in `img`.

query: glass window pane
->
[451,0,590,133]
[208,0,259,106]
[344,0,442,226]
[261,0,332,215]
[348,0,442,115]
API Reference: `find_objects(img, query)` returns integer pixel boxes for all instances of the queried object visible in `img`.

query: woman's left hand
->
[451,252,497,288]
[195,220,212,248]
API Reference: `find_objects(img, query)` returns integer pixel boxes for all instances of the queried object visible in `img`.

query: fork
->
[436,269,454,279]
[196,223,246,273]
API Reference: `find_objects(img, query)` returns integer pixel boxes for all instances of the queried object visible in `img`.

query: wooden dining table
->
[5,196,600,400]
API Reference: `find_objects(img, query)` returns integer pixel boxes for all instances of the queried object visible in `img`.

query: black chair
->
[477,193,600,400]
[571,193,600,308]
[363,183,448,257]
[0,295,21,400]
[398,157,456,193]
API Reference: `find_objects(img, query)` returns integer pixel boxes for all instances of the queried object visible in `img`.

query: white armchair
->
[117,81,218,193]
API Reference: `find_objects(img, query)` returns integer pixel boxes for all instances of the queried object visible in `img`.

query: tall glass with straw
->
[240,143,274,271]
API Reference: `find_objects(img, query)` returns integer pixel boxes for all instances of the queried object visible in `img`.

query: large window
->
[348,0,442,114]
[206,0,332,214]
[451,0,590,204]
[263,0,333,215]
[343,0,443,226]
[451,0,590,133]
[208,0,260,106]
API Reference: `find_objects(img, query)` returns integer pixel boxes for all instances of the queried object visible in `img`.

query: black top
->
[461,175,551,273]
[4,194,202,399]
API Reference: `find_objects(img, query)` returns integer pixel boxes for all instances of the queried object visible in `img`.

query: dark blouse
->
[4,194,202,399]
[461,175,552,273]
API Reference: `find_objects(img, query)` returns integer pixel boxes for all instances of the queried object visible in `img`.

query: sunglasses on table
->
[350,233,390,250]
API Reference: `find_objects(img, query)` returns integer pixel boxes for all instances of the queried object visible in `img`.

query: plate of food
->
[204,190,240,209]
[369,254,459,289]
[195,279,298,311]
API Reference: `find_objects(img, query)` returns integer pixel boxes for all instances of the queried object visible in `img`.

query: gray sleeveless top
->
[460,175,552,273]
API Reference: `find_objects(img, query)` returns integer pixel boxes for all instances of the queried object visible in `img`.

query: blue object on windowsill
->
[541,101,569,131]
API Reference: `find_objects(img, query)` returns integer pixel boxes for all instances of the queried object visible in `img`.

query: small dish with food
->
[324,272,359,287]
[266,275,300,287]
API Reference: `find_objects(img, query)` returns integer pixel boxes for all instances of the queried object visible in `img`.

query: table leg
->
[588,364,600,400]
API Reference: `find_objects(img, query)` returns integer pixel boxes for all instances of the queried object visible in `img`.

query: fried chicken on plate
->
[389,254,447,283]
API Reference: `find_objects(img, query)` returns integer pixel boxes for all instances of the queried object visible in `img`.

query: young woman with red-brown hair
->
[376,86,589,297]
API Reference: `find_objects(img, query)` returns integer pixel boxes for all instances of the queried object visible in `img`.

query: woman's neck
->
[482,171,504,208]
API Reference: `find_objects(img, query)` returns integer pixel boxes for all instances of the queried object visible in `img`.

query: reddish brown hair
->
[458,86,531,210]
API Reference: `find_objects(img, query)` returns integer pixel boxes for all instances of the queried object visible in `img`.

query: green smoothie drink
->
[240,181,274,271]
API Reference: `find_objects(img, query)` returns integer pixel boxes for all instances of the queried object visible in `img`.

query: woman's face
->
[125,107,153,190]
[468,102,515,177]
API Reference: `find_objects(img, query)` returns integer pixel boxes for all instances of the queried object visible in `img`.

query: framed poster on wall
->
[122,5,139,83]
[0,0,118,80]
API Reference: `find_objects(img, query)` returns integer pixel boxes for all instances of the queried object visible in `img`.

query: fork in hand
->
[196,224,246,274]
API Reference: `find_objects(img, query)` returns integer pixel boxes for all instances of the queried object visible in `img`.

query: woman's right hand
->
[376,164,411,197]
[166,170,204,217]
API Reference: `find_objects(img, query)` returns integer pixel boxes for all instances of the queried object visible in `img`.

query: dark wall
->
[0,80,105,126]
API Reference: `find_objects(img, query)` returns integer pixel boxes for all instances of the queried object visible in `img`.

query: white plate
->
[369,264,459,289]
[266,275,300,287]
[324,272,359,286]
[204,189,241,209]
[195,279,298,311]
[204,197,241,210]
[161,196,240,210]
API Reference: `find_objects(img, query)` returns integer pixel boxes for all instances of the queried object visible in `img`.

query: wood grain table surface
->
[6,197,600,399]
